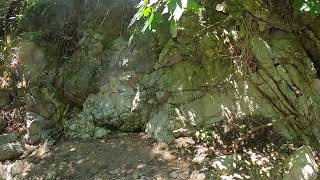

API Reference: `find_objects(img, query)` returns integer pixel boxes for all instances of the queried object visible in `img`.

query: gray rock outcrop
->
[0,118,6,134]
[0,143,23,162]
[0,90,10,108]
[0,134,17,146]
[16,0,320,146]
[283,146,318,180]
[25,112,51,145]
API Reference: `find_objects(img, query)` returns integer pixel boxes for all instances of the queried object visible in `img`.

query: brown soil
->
[10,133,202,180]
[2,130,303,180]
[0,109,317,180]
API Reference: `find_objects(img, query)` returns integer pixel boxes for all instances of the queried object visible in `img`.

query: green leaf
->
[148,0,159,6]
[143,7,152,17]
[129,5,145,27]
[188,0,201,13]
[150,12,163,29]
[169,19,177,37]
[167,0,177,12]
[129,27,138,45]
[129,0,203,39]
[292,0,320,15]
[181,0,188,9]
[162,5,169,14]
[142,13,155,32]
[173,3,184,21]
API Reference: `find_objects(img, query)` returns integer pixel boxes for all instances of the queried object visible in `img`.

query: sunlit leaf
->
[129,5,145,27]
[181,0,188,9]
[129,0,203,41]
[188,0,201,13]
[173,3,183,21]
[129,27,138,45]
[162,5,169,14]
[150,12,162,30]
[143,7,152,17]
[169,19,177,37]
[167,0,177,12]
[142,13,154,32]
[292,0,320,15]
[149,0,158,6]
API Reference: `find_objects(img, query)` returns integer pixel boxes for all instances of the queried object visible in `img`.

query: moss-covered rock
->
[14,0,320,147]
[283,146,318,180]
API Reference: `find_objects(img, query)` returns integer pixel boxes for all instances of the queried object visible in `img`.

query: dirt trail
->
[2,133,204,180]
[1,129,313,180]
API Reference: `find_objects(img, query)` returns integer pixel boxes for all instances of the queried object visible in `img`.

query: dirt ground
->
[2,133,207,180]
[2,115,312,180]
[1,104,315,180]
[1,130,302,180]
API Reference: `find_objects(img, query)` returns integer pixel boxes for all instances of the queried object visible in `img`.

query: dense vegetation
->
[130,0,320,34]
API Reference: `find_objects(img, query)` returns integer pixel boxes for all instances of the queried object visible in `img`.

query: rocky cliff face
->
[14,0,320,146]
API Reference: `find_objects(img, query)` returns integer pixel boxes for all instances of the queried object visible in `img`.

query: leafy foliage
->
[130,0,320,41]
[292,0,320,15]
[195,129,213,143]
[129,0,200,42]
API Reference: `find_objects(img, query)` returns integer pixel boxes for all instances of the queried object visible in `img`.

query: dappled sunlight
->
[151,143,176,161]
[168,132,294,179]
[1,133,201,179]
[131,87,141,112]
[1,0,320,179]
[283,146,319,179]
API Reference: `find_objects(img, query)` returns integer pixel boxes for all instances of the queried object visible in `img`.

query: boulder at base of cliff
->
[283,146,318,180]
[0,143,23,162]
[25,112,50,145]
[0,117,6,134]
[0,90,10,108]
[0,133,17,146]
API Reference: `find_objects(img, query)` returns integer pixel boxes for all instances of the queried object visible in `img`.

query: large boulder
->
[0,143,23,162]
[0,134,17,146]
[55,31,105,105]
[146,25,320,144]
[64,74,148,138]
[0,160,33,180]
[63,33,156,138]
[283,146,318,180]
[0,90,10,108]
[144,26,278,142]
[55,0,145,106]
[25,112,51,145]
[0,117,6,134]
[251,32,320,143]
[146,104,175,143]
[240,0,300,31]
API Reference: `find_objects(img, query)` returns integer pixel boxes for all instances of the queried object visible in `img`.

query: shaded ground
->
[1,130,308,180]
[4,133,201,180]
[0,104,318,179]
